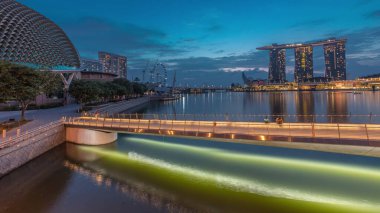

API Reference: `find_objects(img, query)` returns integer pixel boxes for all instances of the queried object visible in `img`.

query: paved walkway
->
[88,97,150,115]
[0,104,80,142]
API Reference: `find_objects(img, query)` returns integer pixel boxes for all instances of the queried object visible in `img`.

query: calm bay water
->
[1,134,380,213]
[2,91,380,212]
[138,91,380,123]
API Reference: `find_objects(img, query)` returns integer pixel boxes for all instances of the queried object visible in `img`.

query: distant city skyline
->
[18,0,380,86]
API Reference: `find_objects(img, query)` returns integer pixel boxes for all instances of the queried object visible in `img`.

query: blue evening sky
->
[19,0,380,86]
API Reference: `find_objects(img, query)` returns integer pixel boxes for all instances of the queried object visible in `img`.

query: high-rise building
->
[324,41,346,80]
[98,52,127,78]
[268,48,286,83]
[257,38,347,83]
[294,46,313,82]
[80,58,103,72]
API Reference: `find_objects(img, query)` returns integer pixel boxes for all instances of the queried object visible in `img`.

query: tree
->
[69,80,101,110]
[131,82,147,96]
[40,71,63,98]
[112,78,132,97]
[0,62,54,121]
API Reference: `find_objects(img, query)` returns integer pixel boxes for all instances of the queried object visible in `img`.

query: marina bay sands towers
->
[257,38,347,83]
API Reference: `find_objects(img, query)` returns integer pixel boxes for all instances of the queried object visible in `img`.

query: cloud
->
[356,0,375,6]
[365,10,380,19]
[63,17,187,58]
[220,67,268,73]
[205,24,223,32]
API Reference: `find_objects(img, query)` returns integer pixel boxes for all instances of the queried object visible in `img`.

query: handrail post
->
[197,120,200,135]
[137,118,141,130]
[337,123,341,143]
[128,114,131,131]
[365,123,370,142]
[184,114,187,133]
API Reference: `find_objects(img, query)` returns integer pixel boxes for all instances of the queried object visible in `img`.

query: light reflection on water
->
[63,161,200,213]
[1,134,380,213]
[138,91,380,123]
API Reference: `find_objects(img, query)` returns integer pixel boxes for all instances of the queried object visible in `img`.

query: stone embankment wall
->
[0,123,65,177]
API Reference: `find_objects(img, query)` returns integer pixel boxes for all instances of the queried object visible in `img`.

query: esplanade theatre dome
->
[0,0,80,68]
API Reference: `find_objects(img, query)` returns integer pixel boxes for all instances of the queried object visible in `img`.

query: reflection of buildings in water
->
[63,160,207,213]
[243,92,265,113]
[327,92,348,123]
[295,92,315,122]
[269,92,287,121]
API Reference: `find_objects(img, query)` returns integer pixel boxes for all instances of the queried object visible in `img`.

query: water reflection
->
[327,92,348,123]
[269,92,287,121]
[0,146,71,213]
[138,91,380,123]
[2,138,380,213]
[296,92,315,122]
[63,161,199,213]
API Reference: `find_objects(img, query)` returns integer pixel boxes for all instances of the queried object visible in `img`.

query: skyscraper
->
[258,38,347,83]
[294,46,313,82]
[98,52,127,78]
[324,41,346,80]
[268,49,286,83]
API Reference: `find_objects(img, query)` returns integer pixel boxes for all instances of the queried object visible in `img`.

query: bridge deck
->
[65,117,380,147]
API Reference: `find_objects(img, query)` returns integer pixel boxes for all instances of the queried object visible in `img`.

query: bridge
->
[63,115,380,147]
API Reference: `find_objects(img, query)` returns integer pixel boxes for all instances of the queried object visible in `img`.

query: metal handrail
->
[65,116,380,142]
[81,113,380,124]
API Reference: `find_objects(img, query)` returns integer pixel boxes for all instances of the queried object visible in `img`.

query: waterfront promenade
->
[0,104,80,143]
[0,97,150,143]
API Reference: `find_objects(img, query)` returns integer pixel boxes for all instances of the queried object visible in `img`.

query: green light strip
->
[79,145,380,211]
[124,137,380,179]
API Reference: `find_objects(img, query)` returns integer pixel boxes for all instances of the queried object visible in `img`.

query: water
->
[1,134,380,213]
[137,91,380,123]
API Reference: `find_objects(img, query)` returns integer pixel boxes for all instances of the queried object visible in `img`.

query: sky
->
[18,0,380,86]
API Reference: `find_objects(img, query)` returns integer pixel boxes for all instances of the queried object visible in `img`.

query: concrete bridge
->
[64,116,380,147]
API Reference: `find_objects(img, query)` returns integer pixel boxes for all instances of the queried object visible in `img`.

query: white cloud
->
[220,67,268,73]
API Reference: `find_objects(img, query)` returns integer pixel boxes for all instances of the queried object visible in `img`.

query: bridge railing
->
[0,119,64,150]
[81,113,380,124]
[64,115,380,143]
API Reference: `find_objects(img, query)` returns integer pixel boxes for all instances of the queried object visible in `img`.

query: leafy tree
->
[104,81,124,100]
[0,62,55,121]
[40,71,63,98]
[112,78,132,97]
[69,80,101,110]
[132,82,147,96]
